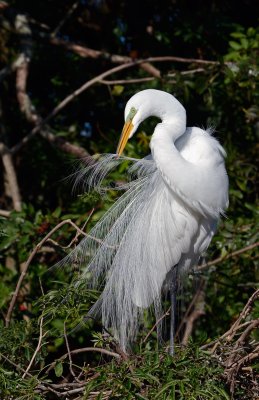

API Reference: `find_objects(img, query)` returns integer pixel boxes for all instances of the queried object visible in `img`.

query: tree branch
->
[197,241,259,271]
[0,143,22,211]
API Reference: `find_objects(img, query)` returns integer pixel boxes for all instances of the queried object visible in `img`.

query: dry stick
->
[181,310,205,347]
[0,53,26,83]
[59,346,120,359]
[48,36,219,66]
[197,241,259,271]
[224,319,259,368]
[0,209,11,217]
[143,307,171,343]
[0,352,33,376]
[64,322,77,380]
[200,319,259,351]
[42,56,217,123]
[5,218,115,326]
[100,68,206,86]
[45,347,120,375]
[227,344,259,371]
[233,319,259,351]
[5,219,87,327]
[22,313,47,378]
[100,77,155,85]
[0,143,22,211]
[40,129,90,158]
[47,208,95,250]
[48,380,89,389]
[22,280,47,378]
[10,15,90,160]
[201,289,259,350]
[51,1,80,37]
[48,37,161,77]
[226,344,259,394]
[227,288,259,338]
[176,279,205,338]
[181,286,205,346]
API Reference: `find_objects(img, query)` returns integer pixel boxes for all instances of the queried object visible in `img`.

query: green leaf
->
[54,361,63,377]
[112,85,124,96]
[230,32,245,39]
[229,41,241,50]
[240,38,249,49]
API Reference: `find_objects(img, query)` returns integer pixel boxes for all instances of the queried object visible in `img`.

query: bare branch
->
[64,323,77,380]
[5,219,87,326]
[22,313,47,378]
[100,77,155,85]
[9,52,220,155]
[7,12,91,160]
[57,346,121,360]
[0,352,33,376]
[48,36,219,66]
[197,241,259,271]
[100,68,206,86]
[45,346,120,375]
[143,307,170,343]
[51,1,80,37]
[0,209,11,217]
[5,218,114,326]
[176,280,205,340]
[0,143,22,211]
[181,286,205,346]
[0,54,26,83]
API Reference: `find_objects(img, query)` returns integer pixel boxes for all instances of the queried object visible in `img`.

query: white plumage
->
[59,89,229,352]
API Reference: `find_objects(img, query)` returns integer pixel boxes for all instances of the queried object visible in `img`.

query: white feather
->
[57,90,228,351]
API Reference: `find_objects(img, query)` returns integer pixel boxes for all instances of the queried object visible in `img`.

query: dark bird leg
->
[169,265,178,356]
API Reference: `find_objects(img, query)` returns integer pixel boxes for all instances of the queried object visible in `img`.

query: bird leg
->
[169,266,178,356]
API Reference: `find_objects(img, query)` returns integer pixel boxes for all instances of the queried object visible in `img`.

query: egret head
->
[116,89,186,156]
[116,92,147,156]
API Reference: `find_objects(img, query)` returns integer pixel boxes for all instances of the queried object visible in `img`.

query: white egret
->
[60,89,229,354]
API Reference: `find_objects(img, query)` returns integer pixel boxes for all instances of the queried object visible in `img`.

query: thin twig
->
[225,319,259,368]
[100,68,206,86]
[176,280,205,338]
[100,77,155,85]
[200,319,259,350]
[5,219,85,326]
[181,310,205,346]
[0,352,32,376]
[201,289,259,350]
[227,289,259,338]
[143,307,170,343]
[64,322,77,379]
[48,36,219,66]
[22,313,47,378]
[197,241,259,271]
[5,218,114,326]
[45,347,120,375]
[180,284,205,346]
[51,1,80,37]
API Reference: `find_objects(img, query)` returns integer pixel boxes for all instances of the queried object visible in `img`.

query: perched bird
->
[60,89,229,354]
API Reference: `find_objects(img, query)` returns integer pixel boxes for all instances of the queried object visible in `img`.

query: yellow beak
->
[116,120,134,156]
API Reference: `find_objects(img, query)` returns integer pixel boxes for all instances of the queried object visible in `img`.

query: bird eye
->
[126,107,137,122]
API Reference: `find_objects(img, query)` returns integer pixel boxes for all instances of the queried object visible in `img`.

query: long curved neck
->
[149,94,186,142]
[149,104,227,216]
